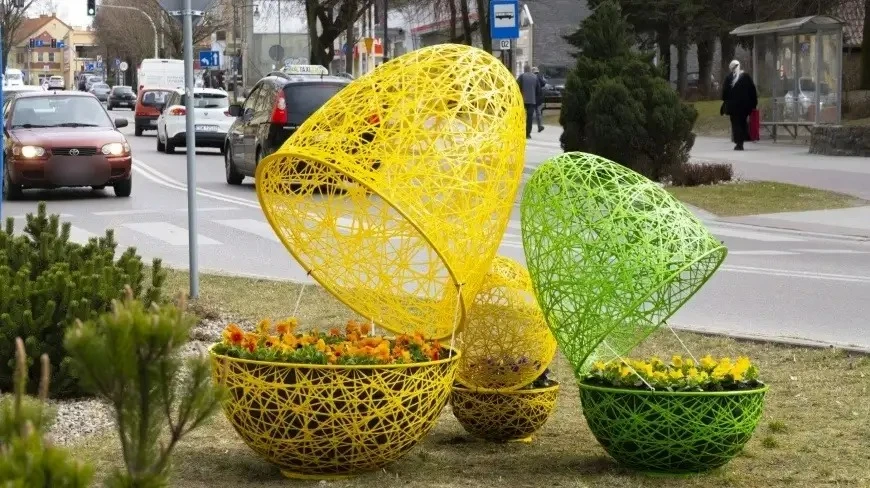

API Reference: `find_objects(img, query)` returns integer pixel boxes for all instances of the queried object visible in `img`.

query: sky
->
[44,0,89,29]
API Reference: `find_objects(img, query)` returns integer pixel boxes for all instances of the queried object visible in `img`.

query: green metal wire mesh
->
[520,152,728,375]
[578,383,768,473]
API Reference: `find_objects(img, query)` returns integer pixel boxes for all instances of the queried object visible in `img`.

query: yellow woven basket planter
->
[211,348,461,479]
[450,383,560,442]
[255,44,526,340]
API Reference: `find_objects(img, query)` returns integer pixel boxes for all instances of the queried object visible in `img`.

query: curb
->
[670,324,870,355]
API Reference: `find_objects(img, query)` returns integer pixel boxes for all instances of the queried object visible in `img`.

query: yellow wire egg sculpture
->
[256,44,527,340]
[457,255,557,390]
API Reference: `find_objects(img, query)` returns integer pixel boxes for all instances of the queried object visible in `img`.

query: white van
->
[137,59,185,91]
[3,68,25,87]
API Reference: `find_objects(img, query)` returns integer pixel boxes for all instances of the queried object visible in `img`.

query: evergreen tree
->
[559,0,697,180]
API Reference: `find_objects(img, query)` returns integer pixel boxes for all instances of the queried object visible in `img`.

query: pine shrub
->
[0,338,94,486]
[0,202,166,398]
[559,0,698,181]
[65,288,223,488]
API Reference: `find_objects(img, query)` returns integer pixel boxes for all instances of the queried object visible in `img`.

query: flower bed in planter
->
[579,356,768,473]
[451,373,559,442]
[210,319,460,479]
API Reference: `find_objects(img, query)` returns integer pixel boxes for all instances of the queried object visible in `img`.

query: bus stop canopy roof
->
[730,15,844,37]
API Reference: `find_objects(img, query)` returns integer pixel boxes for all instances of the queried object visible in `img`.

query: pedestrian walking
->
[721,59,758,151]
[532,67,545,133]
[517,65,539,139]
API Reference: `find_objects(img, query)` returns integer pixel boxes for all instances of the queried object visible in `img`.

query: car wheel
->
[113,176,132,197]
[156,133,166,152]
[135,126,143,137]
[3,168,23,201]
[225,145,243,185]
[165,134,176,154]
[107,104,113,111]
[91,185,106,191]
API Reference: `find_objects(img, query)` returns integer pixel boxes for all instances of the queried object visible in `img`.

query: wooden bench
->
[760,122,814,142]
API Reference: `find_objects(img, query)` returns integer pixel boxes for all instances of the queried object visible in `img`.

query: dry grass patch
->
[70,271,870,488]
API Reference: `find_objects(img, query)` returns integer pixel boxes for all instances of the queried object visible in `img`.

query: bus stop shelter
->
[731,16,844,142]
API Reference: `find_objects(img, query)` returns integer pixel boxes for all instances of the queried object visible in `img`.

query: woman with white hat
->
[721,59,758,150]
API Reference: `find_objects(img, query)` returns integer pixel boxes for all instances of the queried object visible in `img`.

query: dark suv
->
[223,68,350,185]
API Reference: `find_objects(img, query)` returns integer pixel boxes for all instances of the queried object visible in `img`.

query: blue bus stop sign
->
[490,0,520,40]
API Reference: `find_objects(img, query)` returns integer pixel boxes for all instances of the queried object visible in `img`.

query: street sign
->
[364,37,374,54]
[490,0,520,40]
[43,65,49,71]
[115,58,121,67]
[85,62,95,71]
[498,39,511,50]
[56,40,65,48]
[96,55,103,63]
[159,0,214,16]
[199,50,220,67]
[120,61,129,71]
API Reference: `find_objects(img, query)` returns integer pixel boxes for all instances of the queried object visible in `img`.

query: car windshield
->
[6,73,22,81]
[113,86,132,93]
[11,96,113,129]
[180,92,229,109]
[142,90,172,105]
[95,84,109,89]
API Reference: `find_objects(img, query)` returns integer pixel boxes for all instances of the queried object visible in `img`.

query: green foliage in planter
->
[0,202,166,398]
[559,0,697,180]
[0,338,94,486]
[64,288,223,488]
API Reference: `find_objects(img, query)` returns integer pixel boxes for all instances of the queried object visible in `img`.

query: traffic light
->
[87,0,96,16]
[29,39,35,48]
[51,39,57,48]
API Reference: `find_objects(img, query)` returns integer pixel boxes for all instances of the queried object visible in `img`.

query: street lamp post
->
[97,4,159,58]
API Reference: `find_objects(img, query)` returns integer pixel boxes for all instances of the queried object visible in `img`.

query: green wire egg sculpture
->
[520,152,727,376]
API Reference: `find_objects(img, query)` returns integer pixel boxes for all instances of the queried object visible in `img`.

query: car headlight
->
[13,145,46,158]
[101,142,129,156]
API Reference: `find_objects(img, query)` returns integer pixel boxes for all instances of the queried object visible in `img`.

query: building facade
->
[8,15,74,86]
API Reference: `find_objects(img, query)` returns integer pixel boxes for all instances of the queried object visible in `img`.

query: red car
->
[2,91,133,200]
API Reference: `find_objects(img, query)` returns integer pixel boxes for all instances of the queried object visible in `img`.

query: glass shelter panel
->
[776,35,798,123]
[817,31,841,123]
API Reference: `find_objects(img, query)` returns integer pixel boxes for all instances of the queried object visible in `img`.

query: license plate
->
[149,120,157,125]
[196,125,219,132]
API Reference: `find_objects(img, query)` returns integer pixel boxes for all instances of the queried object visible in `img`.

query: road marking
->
[122,222,221,246]
[728,250,799,256]
[69,226,98,245]
[213,219,279,242]
[720,264,870,284]
[132,160,261,209]
[93,209,157,216]
[177,206,240,213]
[793,249,870,255]
[707,225,806,242]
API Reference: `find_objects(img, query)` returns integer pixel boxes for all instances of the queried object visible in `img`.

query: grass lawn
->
[68,269,870,488]
[692,100,731,137]
[668,181,869,217]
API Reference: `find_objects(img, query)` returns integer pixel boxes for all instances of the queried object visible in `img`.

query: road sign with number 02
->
[498,39,511,50]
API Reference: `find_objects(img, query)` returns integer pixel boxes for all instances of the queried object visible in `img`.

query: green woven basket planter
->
[520,152,728,374]
[578,382,768,473]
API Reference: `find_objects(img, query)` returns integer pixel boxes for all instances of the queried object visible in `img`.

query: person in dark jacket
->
[721,59,758,151]
[532,66,545,133]
[517,65,539,138]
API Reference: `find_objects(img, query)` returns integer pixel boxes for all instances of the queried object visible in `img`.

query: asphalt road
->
[4,109,869,349]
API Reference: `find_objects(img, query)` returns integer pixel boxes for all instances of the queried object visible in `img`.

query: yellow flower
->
[619,366,632,378]
[652,371,669,382]
[684,358,695,368]
[687,367,700,378]
[700,355,718,371]
[256,318,272,335]
[593,361,607,372]
[730,357,752,381]
[669,369,684,380]
[671,355,683,368]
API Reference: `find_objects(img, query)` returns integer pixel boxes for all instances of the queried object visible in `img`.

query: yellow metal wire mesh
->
[256,44,527,340]
[450,383,560,442]
[456,255,558,390]
[210,349,460,479]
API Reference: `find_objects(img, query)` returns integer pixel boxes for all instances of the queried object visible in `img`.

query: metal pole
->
[383,0,388,61]
[1,16,5,211]
[278,0,282,62]
[183,0,200,298]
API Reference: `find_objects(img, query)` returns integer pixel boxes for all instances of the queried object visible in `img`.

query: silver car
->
[89,82,111,101]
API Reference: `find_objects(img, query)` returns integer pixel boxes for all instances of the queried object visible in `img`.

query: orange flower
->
[329,328,341,337]
[398,350,411,362]
[222,324,245,345]
[281,333,298,350]
[394,335,410,348]
[256,318,273,335]
[315,339,328,353]
[360,323,372,335]
[276,318,298,335]
[411,332,426,346]
[265,335,281,348]
[242,333,258,353]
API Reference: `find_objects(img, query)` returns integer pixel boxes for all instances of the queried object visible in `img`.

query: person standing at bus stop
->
[721,59,757,151]
[517,65,539,139]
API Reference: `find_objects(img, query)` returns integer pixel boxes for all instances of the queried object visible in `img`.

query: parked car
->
[223,65,350,185]
[156,87,234,154]
[2,91,132,199]
[783,77,837,120]
[3,85,44,109]
[48,76,65,90]
[89,82,111,101]
[538,64,567,109]
[85,76,103,91]
[3,68,25,87]
[133,87,172,136]
[107,85,136,110]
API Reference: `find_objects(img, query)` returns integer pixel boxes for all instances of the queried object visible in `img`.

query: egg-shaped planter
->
[578,382,768,473]
[450,383,559,442]
[521,152,728,374]
[457,255,557,390]
[255,44,527,341]
[211,349,460,479]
